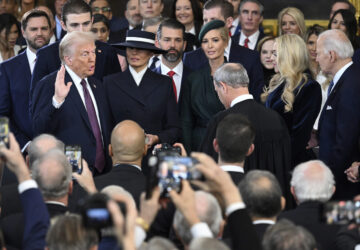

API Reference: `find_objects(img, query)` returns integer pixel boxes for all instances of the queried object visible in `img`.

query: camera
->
[65,145,83,174]
[321,200,360,225]
[0,117,9,148]
[147,153,201,198]
[152,143,181,156]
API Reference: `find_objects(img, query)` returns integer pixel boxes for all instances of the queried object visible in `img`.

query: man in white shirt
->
[154,18,192,104]
[0,9,51,150]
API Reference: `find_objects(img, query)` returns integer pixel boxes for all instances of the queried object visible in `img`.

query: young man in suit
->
[182,0,264,100]
[30,0,121,106]
[154,18,192,104]
[200,63,293,206]
[32,31,113,175]
[316,29,360,199]
[0,9,51,150]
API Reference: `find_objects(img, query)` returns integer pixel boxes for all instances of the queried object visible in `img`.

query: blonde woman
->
[262,34,321,166]
[278,7,306,38]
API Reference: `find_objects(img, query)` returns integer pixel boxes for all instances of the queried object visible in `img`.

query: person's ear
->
[60,20,67,31]
[280,196,286,210]
[246,143,254,156]
[109,144,113,157]
[225,16,234,30]
[213,138,219,153]
[68,180,73,194]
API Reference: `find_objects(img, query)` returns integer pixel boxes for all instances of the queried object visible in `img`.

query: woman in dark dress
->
[181,20,228,153]
[262,34,322,166]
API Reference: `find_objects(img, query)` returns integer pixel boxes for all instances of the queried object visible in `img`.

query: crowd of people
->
[0,0,360,249]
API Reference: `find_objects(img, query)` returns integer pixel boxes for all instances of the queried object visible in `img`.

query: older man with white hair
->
[316,29,360,200]
[279,160,340,250]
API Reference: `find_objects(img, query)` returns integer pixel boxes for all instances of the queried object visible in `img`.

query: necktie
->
[244,37,250,48]
[149,56,159,70]
[327,80,334,97]
[80,79,105,173]
[167,70,177,102]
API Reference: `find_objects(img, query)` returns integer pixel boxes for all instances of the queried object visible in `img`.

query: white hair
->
[173,191,223,245]
[318,29,354,59]
[291,160,335,203]
[101,185,136,209]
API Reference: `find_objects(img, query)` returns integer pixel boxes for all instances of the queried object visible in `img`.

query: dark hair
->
[331,0,356,15]
[239,0,264,16]
[92,13,110,29]
[256,35,275,52]
[328,9,358,49]
[157,18,185,40]
[239,170,282,218]
[0,13,19,40]
[89,0,110,6]
[304,24,325,43]
[216,113,255,163]
[203,0,234,20]
[21,9,51,31]
[171,0,203,29]
[62,0,92,24]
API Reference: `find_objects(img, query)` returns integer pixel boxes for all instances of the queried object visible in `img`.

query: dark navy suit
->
[103,68,180,144]
[31,70,113,173]
[30,40,121,107]
[318,63,360,199]
[182,37,264,101]
[0,51,32,148]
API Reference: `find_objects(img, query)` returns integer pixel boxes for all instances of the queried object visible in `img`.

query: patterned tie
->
[327,80,334,97]
[80,79,105,173]
[167,70,177,102]
[244,37,250,48]
[149,56,159,70]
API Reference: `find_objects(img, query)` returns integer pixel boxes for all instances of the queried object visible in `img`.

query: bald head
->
[291,160,335,203]
[110,120,146,163]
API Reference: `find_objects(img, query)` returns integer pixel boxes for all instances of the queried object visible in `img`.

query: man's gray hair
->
[173,191,222,245]
[262,219,317,250]
[27,134,64,169]
[239,0,264,16]
[291,160,335,203]
[143,16,163,31]
[32,149,72,200]
[140,236,178,250]
[214,63,249,88]
[101,185,136,208]
[318,29,354,59]
[59,31,96,64]
[189,238,230,250]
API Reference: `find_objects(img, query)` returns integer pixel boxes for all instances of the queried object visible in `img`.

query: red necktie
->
[80,79,105,173]
[167,70,177,102]
[244,37,250,48]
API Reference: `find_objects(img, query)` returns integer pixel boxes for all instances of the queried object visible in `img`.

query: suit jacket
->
[253,223,272,241]
[94,164,146,208]
[0,183,22,218]
[265,76,322,166]
[30,40,121,108]
[318,63,360,199]
[200,99,293,208]
[232,30,266,50]
[31,71,113,173]
[182,37,264,101]
[153,63,192,107]
[0,51,32,148]
[104,68,180,144]
[228,171,244,186]
[279,201,341,250]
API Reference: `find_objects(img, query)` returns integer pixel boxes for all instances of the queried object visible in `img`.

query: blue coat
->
[30,40,121,111]
[103,68,180,144]
[182,37,264,101]
[318,63,360,199]
[0,51,33,148]
[31,70,113,173]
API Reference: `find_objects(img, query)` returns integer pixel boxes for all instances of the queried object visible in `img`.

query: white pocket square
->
[326,105,332,110]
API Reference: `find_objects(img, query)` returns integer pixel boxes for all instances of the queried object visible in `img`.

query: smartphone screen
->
[65,145,82,174]
[0,117,9,148]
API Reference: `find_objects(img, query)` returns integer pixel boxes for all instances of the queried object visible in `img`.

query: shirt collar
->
[220,164,244,173]
[333,61,353,85]
[113,164,142,171]
[224,39,231,60]
[160,60,183,76]
[45,201,66,207]
[188,26,196,35]
[241,30,260,42]
[129,65,147,84]
[253,219,275,225]
[64,65,83,84]
[232,18,239,27]
[26,47,36,64]
[230,94,253,107]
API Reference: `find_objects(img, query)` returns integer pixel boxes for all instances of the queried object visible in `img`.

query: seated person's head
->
[61,0,93,33]
[143,16,163,34]
[189,238,230,250]
[89,0,112,20]
[0,0,17,15]
[140,236,178,250]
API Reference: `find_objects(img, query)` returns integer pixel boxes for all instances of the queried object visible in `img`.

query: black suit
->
[94,164,146,208]
[253,222,272,241]
[279,201,341,250]
[200,98,292,206]
[31,71,113,173]
[0,183,21,218]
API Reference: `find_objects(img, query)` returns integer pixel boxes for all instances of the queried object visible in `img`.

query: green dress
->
[180,65,225,152]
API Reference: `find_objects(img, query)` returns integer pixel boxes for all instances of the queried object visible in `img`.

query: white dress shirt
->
[225,39,231,61]
[231,18,240,35]
[239,30,260,50]
[26,47,37,74]
[220,164,244,173]
[129,65,147,86]
[230,94,254,107]
[160,61,183,101]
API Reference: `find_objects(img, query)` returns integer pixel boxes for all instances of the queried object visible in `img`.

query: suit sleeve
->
[247,52,265,102]
[180,79,195,153]
[20,188,49,250]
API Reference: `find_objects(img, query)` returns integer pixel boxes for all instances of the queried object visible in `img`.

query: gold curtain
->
[349,0,360,20]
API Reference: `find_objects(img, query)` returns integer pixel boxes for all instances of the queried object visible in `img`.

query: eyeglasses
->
[92,7,111,13]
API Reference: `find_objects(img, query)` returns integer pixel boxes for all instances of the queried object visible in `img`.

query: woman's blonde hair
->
[278,7,306,38]
[261,34,309,112]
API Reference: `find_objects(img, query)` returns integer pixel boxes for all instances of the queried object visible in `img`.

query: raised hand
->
[54,65,72,103]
